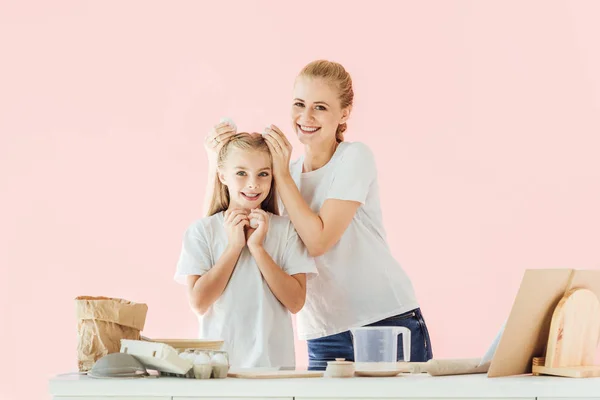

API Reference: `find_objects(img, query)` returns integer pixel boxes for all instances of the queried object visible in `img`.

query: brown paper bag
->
[75,296,148,372]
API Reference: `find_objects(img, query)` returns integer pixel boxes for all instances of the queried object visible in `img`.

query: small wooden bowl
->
[325,358,355,378]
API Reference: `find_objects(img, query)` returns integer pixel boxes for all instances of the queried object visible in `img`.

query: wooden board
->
[143,338,223,350]
[227,370,324,379]
[545,288,600,368]
[399,358,490,376]
[354,370,400,377]
[487,269,600,377]
[532,365,600,378]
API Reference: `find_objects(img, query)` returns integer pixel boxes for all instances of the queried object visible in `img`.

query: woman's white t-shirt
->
[174,212,317,368]
[282,141,420,340]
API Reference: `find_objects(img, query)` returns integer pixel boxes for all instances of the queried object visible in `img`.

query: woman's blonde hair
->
[207,133,279,217]
[298,60,354,143]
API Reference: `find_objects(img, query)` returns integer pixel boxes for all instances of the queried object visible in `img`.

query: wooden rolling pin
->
[398,358,491,376]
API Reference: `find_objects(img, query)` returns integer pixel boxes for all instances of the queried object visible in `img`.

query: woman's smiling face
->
[291,76,350,146]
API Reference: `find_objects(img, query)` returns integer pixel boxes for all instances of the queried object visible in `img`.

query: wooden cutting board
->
[545,288,600,368]
[227,370,324,379]
[487,269,600,377]
[398,358,490,376]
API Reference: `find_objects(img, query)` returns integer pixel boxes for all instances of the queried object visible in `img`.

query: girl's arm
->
[186,209,249,315]
[186,244,243,315]
[246,209,309,314]
[248,245,307,314]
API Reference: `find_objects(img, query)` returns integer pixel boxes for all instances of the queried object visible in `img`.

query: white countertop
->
[49,372,600,398]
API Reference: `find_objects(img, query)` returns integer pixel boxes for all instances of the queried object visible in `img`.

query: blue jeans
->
[307,308,434,370]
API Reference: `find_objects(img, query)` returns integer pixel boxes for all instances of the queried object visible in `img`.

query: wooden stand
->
[532,288,600,378]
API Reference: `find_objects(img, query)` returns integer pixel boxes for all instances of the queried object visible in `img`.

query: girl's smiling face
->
[218,147,272,210]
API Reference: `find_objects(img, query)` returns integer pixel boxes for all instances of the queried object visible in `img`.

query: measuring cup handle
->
[395,327,412,362]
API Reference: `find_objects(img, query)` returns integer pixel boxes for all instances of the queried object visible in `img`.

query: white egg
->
[211,352,228,366]
[220,117,237,131]
[194,352,211,365]
[250,218,259,229]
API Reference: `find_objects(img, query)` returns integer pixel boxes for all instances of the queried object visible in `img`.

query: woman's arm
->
[202,158,218,216]
[264,125,361,257]
[186,244,243,315]
[276,174,360,257]
[249,244,307,314]
[202,121,237,216]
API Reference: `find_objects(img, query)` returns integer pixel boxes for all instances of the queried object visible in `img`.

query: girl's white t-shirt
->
[174,212,317,368]
[281,141,420,340]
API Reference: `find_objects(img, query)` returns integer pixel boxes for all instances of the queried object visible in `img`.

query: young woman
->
[205,61,433,370]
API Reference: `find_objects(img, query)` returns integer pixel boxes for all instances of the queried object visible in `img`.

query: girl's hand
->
[263,125,292,179]
[205,120,237,159]
[246,209,269,249]
[224,208,249,251]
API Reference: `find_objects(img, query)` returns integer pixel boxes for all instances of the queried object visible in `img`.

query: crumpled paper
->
[75,296,148,372]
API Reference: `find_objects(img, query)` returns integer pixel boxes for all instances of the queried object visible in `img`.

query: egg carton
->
[171,349,229,379]
[120,340,229,379]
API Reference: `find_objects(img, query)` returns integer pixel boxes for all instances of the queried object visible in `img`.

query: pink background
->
[1,1,600,399]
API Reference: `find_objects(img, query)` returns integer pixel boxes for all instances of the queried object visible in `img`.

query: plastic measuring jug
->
[350,326,411,371]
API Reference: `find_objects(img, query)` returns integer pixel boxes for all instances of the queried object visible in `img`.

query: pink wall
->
[1,1,600,399]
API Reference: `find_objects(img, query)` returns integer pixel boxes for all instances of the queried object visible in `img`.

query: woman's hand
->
[205,120,237,159]
[224,208,249,251]
[246,209,269,250]
[263,124,293,179]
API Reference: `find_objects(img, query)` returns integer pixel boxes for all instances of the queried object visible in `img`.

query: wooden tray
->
[143,338,224,350]
[227,370,324,379]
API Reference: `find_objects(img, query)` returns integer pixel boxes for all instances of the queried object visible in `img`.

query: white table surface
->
[49,372,600,398]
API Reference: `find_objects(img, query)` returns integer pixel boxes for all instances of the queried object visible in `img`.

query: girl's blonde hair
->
[298,60,354,143]
[207,133,279,217]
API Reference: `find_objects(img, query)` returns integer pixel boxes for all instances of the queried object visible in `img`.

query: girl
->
[205,61,433,370]
[175,133,317,368]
